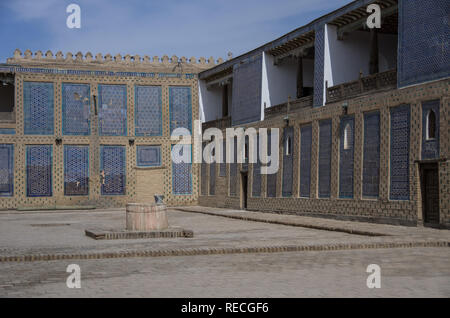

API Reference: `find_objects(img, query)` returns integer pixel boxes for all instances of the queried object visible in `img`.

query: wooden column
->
[222,84,228,117]
[296,56,304,98]
[369,29,379,75]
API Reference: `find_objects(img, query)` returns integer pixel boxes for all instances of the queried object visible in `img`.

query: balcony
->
[326,69,397,104]
[264,95,313,119]
[202,116,231,131]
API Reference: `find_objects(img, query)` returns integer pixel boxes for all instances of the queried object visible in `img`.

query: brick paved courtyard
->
[0,208,449,297]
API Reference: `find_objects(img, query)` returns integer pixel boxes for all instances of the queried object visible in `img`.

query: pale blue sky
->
[0,0,349,63]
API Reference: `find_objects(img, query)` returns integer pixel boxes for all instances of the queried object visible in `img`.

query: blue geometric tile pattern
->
[62,83,90,136]
[229,138,238,196]
[252,135,261,197]
[300,125,312,198]
[169,87,192,135]
[282,127,294,197]
[98,85,127,136]
[318,119,332,198]
[172,145,192,195]
[313,26,325,107]
[26,145,52,197]
[219,140,226,177]
[209,161,216,195]
[0,144,14,197]
[136,145,161,167]
[23,82,54,135]
[135,86,162,136]
[421,100,440,160]
[231,54,262,126]
[100,145,126,195]
[362,112,380,198]
[398,0,450,87]
[201,142,208,195]
[339,116,354,199]
[266,131,277,198]
[64,145,89,196]
[390,105,410,201]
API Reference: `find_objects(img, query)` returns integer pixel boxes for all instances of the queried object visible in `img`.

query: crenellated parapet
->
[7,49,224,73]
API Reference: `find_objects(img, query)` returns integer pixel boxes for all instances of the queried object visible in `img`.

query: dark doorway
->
[420,163,440,226]
[241,172,248,210]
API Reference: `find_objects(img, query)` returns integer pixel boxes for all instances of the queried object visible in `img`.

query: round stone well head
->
[126,203,169,231]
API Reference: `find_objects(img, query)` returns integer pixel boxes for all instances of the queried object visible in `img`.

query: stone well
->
[126,203,169,231]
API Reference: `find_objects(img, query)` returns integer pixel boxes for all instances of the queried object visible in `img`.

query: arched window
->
[427,110,436,140]
[344,124,351,150]
[285,136,292,156]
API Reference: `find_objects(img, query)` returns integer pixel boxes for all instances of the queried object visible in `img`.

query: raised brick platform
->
[85,227,194,240]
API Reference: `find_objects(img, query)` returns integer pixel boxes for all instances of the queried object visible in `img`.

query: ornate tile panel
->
[266,131,277,198]
[169,86,192,135]
[300,125,312,198]
[0,144,14,197]
[313,26,325,107]
[136,145,161,167]
[282,127,294,197]
[62,83,90,136]
[172,145,192,195]
[390,105,410,200]
[100,145,126,195]
[318,119,332,198]
[339,116,354,199]
[23,82,54,135]
[98,85,127,136]
[64,145,89,196]
[362,112,380,198]
[26,145,52,197]
[135,85,162,136]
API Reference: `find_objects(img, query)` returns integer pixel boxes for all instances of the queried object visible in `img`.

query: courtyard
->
[0,207,448,297]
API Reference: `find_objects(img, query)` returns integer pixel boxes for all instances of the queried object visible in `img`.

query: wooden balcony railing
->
[202,116,231,130]
[264,95,313,119]
[326,69,397,104]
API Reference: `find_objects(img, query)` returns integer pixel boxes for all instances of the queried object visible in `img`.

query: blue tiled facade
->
[252,135,261,197]
[229,138,238,196]
[266,131,277,198]
[299,125,312,198]
[398,0,450,87]
[0,144,14,197]
[98,85,127,136]
[136,145,161,167]
[169,86,192,135]
[172,145,192,195]
[318,119,332,198]
[421,100,440,160]
[362,112,380,198]
[219,140,226,177]
[26,145,52,197]
[231,54,262,126]
[62,83,90,136]
[313,26,325,107]
[339,116,354,199]
[100,145,126,196]
[390,105,410,201]
[64,145,89,196]
[23,82,54,135]
[135,86,162,136]
[282,127,294,197]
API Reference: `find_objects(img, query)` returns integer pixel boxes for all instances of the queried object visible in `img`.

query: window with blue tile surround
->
[0,144,14,197]
[421,100,440,160]
[339,116,354,199]
[172,145,192,195]
[62,83,90,135]
[169,86,192,135]
[64,145,89,196]
[136,145,161,167]
[318,119,332,198]
[26,145,52,197]
[23,82,54,135]
[98,84,127,136]
[100,145,126,195]
[300,125,312,198]
[135,85,162,136]
[390,105,410,201]
[363,112,380,198]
